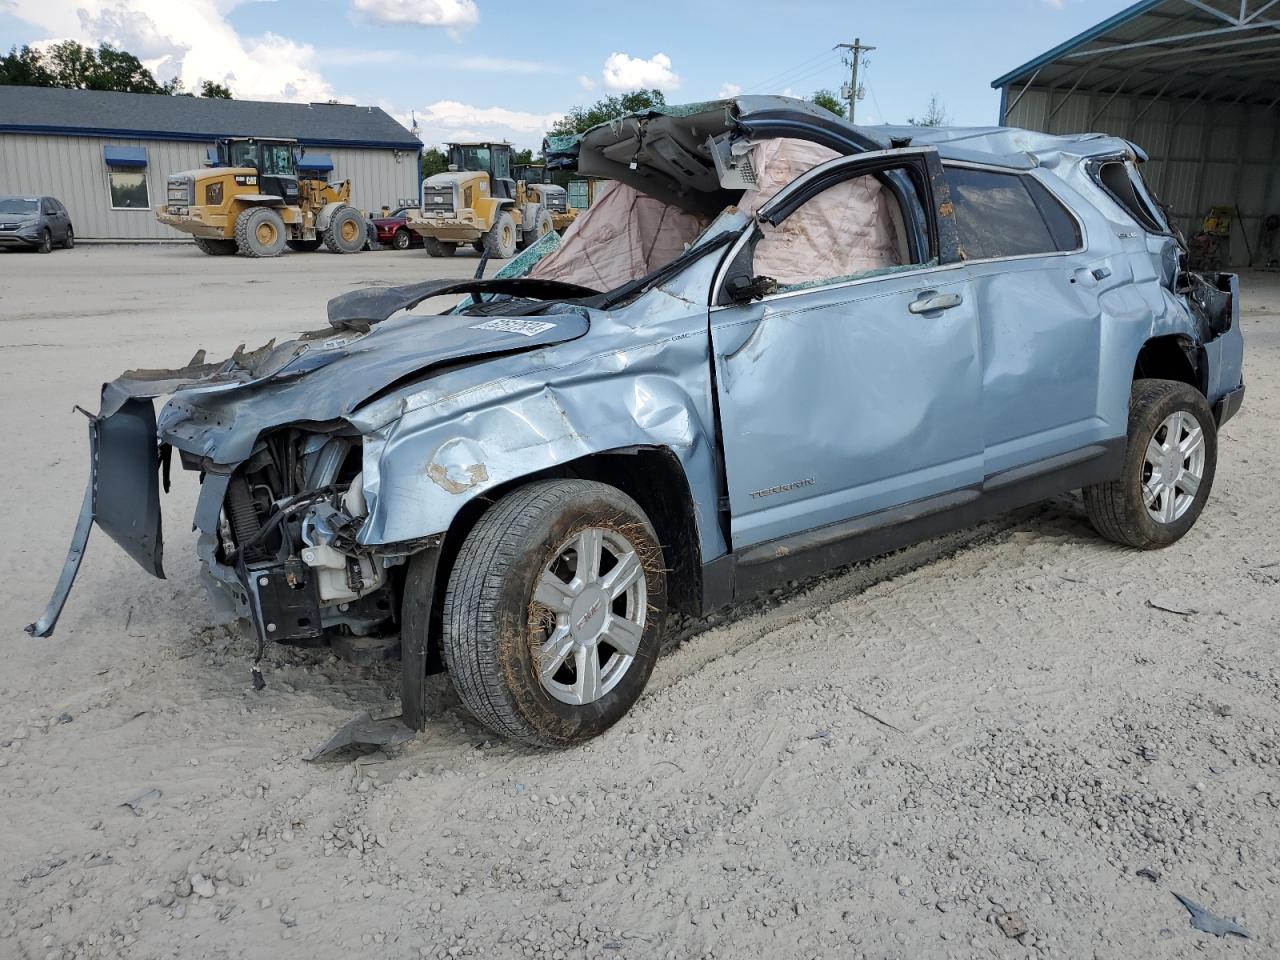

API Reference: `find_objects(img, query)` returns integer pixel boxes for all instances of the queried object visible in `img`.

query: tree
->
[548,89,666,137]
[810,89,845,118]
[907,95,948,127]
[0,45,55,87]
[199,80,233,99]
[421,147,448,179]
[512,147,534,166]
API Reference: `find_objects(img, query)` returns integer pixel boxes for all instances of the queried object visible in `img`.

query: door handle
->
[908,292,963,314]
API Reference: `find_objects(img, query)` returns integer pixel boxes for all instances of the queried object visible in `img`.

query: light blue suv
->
[29,97,1245,748]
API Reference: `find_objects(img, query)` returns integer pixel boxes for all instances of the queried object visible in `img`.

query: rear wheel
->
[1084,379,1217,549]
[234,207,287,257]
[522,208,553,249]
[62,226,74,249]
[286,238,323,252]
[436,479,666,747]
[392,228,412,250]
[36,229,52,254]
[424,237,457,257]
[323,205,365,254]
[482,211,518,258]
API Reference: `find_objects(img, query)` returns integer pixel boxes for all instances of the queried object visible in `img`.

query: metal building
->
[0,87,422,240]
[993,0,1280,266]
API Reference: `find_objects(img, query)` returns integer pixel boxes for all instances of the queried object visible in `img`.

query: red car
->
[370,206,422,250]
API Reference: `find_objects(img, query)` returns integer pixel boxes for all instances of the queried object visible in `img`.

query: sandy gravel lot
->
[0,244,1277,960]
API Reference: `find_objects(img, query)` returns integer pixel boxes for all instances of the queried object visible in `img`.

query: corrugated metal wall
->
[0,133,420,240]
[1003,86,1280,266]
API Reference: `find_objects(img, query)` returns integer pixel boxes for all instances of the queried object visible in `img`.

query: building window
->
[108,169,150,209]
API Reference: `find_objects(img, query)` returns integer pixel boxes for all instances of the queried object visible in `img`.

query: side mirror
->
[726,274,778,303]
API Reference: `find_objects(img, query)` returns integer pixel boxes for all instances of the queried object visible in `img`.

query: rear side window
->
[945,166,1080,260]
[1095,160,1166,233]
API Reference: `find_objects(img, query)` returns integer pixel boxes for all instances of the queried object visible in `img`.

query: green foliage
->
[0,45,54,86]
[512,147,534,165]
[547,89,667,137]
[0,41,225,97]
[810,89,846,118]
[421,147,448,178]
[199,80,233,99]
[907,95,948,127]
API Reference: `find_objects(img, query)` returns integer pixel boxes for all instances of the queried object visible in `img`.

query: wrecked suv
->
[29,97,1245,748]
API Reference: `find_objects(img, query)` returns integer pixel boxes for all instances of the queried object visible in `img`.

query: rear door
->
[943,163,1108,475]
[709,148,983,548]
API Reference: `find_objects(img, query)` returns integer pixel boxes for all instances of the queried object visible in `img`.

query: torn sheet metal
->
[304,710,416,761]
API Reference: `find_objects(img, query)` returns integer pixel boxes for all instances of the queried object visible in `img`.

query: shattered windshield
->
[0,197,38,215]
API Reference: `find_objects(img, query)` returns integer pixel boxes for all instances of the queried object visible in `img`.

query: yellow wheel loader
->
[407,142,562,259]
[156,138,366,257]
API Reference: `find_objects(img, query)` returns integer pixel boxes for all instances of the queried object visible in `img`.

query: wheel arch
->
[1133,333,1206,394]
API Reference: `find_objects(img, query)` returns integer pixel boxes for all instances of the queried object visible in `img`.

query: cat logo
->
[233,175,258,187]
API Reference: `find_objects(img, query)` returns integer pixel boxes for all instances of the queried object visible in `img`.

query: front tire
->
[482,211,518,258]
[323,205,365,254]
[392,228,412,250]
[1084,379,1217,549]
[437,479,667,747]
[193,237,238,256]
[424,237,457,257]
[234,207,287,257]
[36,229,52,254]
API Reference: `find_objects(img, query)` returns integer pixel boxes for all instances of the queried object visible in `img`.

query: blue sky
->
[0,0,1139,148]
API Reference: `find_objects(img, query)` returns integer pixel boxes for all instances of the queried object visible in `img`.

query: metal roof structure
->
[993,0,1280,116]
[0,86,421,150]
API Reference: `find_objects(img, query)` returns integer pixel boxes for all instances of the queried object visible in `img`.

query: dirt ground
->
[0,244,1277,960]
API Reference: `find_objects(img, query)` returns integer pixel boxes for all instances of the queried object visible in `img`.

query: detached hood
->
[103,300,589,465]
[544,95,880,216]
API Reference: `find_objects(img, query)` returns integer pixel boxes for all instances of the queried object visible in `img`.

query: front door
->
[710,149,983,549]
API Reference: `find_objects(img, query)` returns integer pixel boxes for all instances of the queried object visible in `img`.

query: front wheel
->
[36,229,52,254]
[1084,379,1217,549]
[392,228,412,250]
[323,206,365,254]
[424,237,457,257]
[436,479,667,747]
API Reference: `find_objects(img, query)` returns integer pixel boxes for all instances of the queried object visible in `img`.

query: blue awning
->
[297,153,333,172]
[103,145,148,167]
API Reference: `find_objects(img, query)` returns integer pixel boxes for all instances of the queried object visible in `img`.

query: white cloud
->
[577,74,597,92]
[454,54,564,74]
[392,99,564,150]
[349,0,478,28]
[601,51,679,91]
[8,0,335,102]
[717,82,741,99]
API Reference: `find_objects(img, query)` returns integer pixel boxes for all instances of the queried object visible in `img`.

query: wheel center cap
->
[1163,449,1183,481]
[570,586,607,642]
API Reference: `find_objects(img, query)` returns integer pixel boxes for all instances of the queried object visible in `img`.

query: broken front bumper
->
[26,396,165,637]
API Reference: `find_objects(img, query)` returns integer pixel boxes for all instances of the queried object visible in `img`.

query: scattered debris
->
[1136,867,1161,883]
[304,711,415,761]
[1146,597,1198,617]
[120,787,162,816]
[1172,892,1251,939]
[995,912,1029,939]
[17,857,67,885]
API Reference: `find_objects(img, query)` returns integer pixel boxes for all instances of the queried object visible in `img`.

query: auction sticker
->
[470,319,556,337]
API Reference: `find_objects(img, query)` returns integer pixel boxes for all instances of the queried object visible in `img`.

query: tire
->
[522,209,553,249]
[392,228,412,250]
[63,226,74,249]
[36,229,52,254]
[193,237,238,256]
[482,211,518,258]
[1084,379,1217,549]
[323,205,365,254]
[234,207,287,257]
[436,479,667,747]
[286,238,323,252]
[424,237,457,257]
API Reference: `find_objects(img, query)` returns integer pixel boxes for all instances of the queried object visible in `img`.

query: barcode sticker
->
[470,318,556,337]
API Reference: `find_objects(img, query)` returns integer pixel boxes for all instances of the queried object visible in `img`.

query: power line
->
[744,48,843,94]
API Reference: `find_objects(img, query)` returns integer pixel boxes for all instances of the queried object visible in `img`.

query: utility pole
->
[835,37,875,124]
